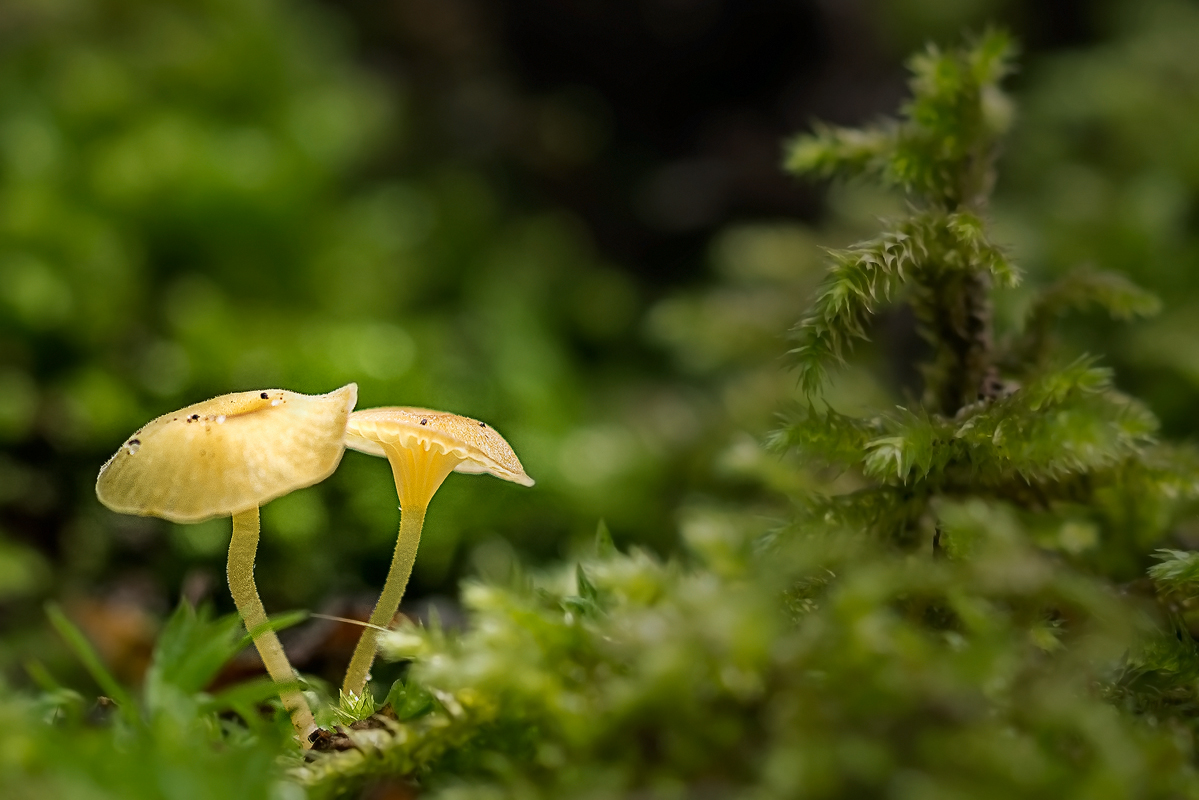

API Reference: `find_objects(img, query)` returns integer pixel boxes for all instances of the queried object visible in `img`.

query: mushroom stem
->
[228,507,316,745]
[341,502,427,698]
[342,441,461,699]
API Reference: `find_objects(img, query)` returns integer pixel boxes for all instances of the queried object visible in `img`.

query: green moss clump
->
[295,32,1199,799]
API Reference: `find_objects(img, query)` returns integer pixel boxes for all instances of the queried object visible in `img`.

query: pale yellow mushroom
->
[96,384,358,745]
[340,407,533,699]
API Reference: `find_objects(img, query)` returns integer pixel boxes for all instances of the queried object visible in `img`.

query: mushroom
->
[95,384,358,744]
[340,406,533,699]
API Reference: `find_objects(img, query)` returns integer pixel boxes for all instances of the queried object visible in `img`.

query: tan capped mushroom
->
[340,407,533,699]
[96,384,358,744]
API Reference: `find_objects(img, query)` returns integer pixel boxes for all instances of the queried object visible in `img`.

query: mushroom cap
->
[96,384,358,523]
[345,407,534,487]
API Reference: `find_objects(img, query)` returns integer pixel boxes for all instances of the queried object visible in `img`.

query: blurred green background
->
[2,0,1198,689]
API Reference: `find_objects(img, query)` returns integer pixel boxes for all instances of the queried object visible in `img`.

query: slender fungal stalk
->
[342,503,427,697]
[228,507,316,745]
